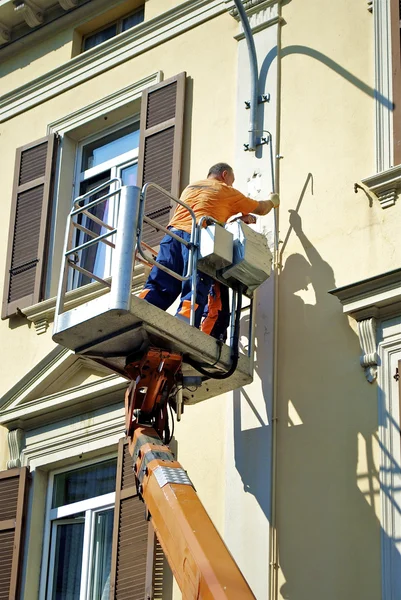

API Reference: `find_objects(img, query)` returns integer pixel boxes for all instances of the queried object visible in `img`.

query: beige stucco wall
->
[0,3,238,550]
[0,0,396,597]
[276,0,388,598]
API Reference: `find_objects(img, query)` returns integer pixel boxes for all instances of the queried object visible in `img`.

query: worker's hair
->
[207,163,233,178]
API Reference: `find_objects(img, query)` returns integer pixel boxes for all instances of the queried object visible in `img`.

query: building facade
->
[0,0,400,598]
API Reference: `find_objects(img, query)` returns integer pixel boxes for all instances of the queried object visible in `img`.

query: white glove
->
[269,192,280,207]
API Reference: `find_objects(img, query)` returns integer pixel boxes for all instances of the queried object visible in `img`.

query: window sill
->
[22,264,146,335]
[361,165,401,208]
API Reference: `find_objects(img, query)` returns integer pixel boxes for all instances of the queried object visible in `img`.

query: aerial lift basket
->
[52,180,272,405]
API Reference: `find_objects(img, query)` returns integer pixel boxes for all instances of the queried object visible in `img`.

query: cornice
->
[228,0,280,37]
[0,0,228,122]
[47,72,161,134]
[0,373,127,429]
[361,164,401,208]
[329,268,401,383]
[329,268,401,320]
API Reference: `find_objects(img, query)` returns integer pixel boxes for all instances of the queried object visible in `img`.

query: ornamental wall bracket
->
[13,0,43,28]
[7,428,25,469]
[357,318,379,383]
[227,0,280,33]
[58,0,78,10]
[329,268,401,383]
[360,164,401,208]
[0,21,11,43]
[228,0,270,19]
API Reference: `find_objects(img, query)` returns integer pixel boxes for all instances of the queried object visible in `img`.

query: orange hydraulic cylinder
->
[131,426,255,599]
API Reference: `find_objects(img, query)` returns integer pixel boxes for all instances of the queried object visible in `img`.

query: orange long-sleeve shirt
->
[168,179,259,233]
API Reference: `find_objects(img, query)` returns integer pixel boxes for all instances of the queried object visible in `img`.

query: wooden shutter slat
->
[2,134,58,319]
[0,467,30,600]
[110,439,165,600]
[19,142,48,184]
[146,84,177,128]
[137,73,186,248]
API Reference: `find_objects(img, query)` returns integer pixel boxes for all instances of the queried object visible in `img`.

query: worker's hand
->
[239,214,257,225]
[269,192,280,208]
[289,209,302,232]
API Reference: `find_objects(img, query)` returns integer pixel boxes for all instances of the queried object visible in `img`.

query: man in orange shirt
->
[139,163,279,335]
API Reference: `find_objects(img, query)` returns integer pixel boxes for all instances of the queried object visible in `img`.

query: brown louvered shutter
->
[137,72,186,247]
[0,467,30,599]
[110,438,163,600]
[2,135,58,319]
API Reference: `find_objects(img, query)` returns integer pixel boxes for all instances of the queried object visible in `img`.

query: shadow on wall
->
[259,45,394,112]
[231,172,400,599]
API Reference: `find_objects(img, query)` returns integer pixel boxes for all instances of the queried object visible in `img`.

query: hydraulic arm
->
[124,350,256,599]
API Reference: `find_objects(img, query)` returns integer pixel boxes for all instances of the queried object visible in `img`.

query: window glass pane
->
[75,175,111,287]
[51,521,85,599]
[82,123,140,171]
[89,509,114,600]
[52,459,117,509]
[121,163,137,186]
[122,7,145,31]
[83,24,117,51]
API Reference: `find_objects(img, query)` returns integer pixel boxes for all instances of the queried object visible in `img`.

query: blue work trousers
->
[139,229,212,328]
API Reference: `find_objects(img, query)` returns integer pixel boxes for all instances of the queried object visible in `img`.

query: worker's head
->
[207,163,235,186]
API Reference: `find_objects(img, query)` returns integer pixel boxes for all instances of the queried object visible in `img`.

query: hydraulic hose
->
[186,286,243,380]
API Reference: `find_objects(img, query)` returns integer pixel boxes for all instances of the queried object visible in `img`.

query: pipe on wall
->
[232,0,259,151]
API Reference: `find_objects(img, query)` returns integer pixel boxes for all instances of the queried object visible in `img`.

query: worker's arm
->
[252,193,280,216]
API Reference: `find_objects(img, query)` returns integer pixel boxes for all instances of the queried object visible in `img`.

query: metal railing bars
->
[72,177,122,208]
[73,222,116,249]
[67,263,111,288]
[71,191,119,218]
[78,210,115,232]
[55,180,123,317]
[142,215,192,248]
[65,228,117,257]
[138,182,198,326]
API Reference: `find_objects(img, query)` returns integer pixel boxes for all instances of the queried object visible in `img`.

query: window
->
[2,72,186,319]
[72,119,140,289]
[82,7,144,52]
[42,458,117,600]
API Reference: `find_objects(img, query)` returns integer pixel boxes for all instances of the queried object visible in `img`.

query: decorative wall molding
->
[361,164,401,208]
[358,318,379,382]
[23,405,124,469]
[0,21,11,43]
[373,0,393,172]
[0,372,127,430]
[7,428,25,469]
[47,72,161,134]
[58,0,77,9]
[228,0,280,37]
[329,268,401,321]
[329,268,401,382]
[228,0,275,19]
[0,0,228,123]
[13,0,43,28]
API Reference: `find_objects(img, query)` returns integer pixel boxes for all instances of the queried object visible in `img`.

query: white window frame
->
[39,454,117,600]
[71,116,140,289]
[378,316,401,600]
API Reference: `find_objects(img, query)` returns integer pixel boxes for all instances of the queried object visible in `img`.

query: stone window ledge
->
[329,268,401,382]
[22,265,146,335]
[360,165,401,208]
